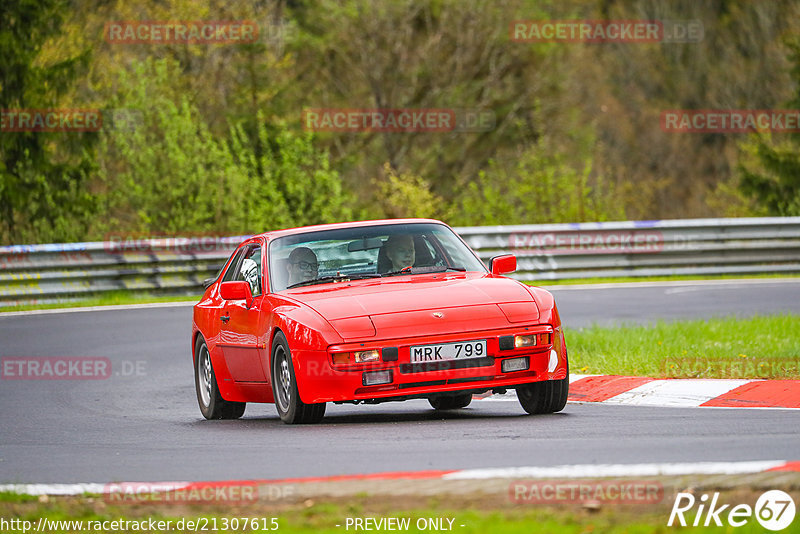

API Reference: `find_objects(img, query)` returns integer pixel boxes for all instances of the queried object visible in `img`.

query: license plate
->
[409,340,487,363]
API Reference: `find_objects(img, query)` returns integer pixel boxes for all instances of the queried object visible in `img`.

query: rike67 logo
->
[668,490,796,531]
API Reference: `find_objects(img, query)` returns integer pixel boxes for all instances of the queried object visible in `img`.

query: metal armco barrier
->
[1,218,799,307]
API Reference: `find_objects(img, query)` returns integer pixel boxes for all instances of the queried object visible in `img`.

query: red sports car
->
[191,219,568,424]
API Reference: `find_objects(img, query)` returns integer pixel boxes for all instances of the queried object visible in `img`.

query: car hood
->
[285,273,540,340]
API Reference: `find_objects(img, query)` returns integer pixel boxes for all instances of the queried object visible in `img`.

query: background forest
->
[2,0,800,245]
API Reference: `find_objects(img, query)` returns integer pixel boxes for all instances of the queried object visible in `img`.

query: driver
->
[286,247,319,286]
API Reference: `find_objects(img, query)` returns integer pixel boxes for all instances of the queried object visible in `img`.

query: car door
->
[218,240,268,383]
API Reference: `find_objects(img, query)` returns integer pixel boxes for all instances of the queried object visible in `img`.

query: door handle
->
[220,315,230,323]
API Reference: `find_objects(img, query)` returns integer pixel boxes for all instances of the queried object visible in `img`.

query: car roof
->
[256,218,448,241]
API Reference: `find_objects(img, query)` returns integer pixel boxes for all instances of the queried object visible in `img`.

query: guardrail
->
[1,218,799,307]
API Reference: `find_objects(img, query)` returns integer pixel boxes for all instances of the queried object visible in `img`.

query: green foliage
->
[0,0,95,244]
[370,163,442,220]
[4,0,800,246]
[228,116,354,232]
[95,58,249,236]
[95,58,352,238]
[736,38,800,216]
[738,134,800,215]
[450,139,624,226]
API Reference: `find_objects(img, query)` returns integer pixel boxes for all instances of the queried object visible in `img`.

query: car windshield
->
[269,223,486,292]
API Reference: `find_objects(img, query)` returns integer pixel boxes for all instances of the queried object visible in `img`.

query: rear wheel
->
[429,393,473,410]
[271,332,326,424]
[194,338,246,420]
[517,362,569,415]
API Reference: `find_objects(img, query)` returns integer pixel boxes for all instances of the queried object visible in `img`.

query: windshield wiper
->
[382,265,466,277]
[431,266,467,273]
[287,273,381,289]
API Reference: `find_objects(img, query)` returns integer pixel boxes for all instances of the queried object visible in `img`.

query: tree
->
[0,0,95,244]
[94,58,250,236]
[96,58,353,237]
[450,136,624,226]
[228,115,355,231]
[737,39,800,216]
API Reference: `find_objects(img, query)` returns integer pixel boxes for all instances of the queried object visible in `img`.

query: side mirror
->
[219,281,253,307]
[489,254,516,276]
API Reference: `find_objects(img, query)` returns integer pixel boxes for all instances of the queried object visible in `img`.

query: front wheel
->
[194,338,246,420]
[517,362,569,415]
[271,332,326,424]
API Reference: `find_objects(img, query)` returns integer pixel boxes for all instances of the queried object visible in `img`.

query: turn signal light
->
[332,353,350,365]
[539,332,552,345]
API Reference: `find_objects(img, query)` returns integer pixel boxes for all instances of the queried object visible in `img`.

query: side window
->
[235,245,263,297]
[221,248,246,283]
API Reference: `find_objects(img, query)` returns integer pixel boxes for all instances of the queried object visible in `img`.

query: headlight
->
[514,334,537,348]
[353,349,380,363]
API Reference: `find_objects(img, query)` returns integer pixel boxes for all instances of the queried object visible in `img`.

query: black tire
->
[194,337,246,420]
[271,332,326,424]
[429,393,473,410]
[517,361,569,415]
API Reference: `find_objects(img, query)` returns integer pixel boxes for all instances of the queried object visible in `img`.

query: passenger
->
[383,234,415,272]
[286,247,319,286]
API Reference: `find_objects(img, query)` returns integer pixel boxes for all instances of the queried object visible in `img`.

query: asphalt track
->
[0,280,798,484]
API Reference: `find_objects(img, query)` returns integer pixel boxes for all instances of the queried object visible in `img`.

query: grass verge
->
[0,490,787,533]
[566,314,800,379]
[0,291,199,313]
[528,273,800,286]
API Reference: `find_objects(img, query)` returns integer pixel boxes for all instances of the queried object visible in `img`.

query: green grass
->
[0,290,199,313]
[528,273,800,286]
[0,494,781,533]
[566,314,800,379]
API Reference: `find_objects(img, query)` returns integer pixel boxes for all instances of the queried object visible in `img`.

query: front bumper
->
[294,324,567,404]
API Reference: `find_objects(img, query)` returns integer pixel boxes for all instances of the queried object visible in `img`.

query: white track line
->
[0,483,110,495]
[604,379,755,407]
[0,301,195,317]
[442,460,789,480]
[1,461,790,495]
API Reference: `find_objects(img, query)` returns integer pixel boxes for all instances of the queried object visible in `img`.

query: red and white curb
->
[479,374,800,409]
[2,461,798,496]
